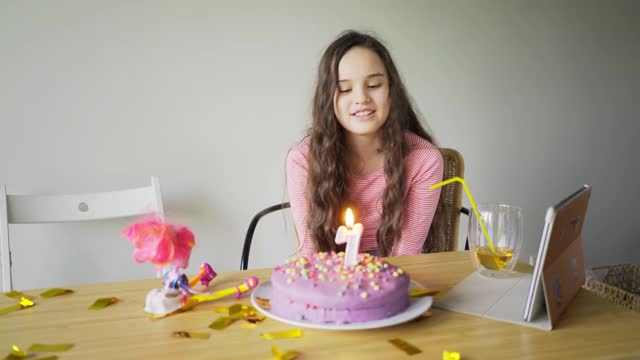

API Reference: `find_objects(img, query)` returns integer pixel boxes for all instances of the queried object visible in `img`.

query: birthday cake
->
[270,251,410,324]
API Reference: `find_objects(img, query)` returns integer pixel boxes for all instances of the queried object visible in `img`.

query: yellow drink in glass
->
[474,246,514,271]
[468,204,523,277]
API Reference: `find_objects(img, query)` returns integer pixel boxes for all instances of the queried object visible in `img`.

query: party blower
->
[123,216,259,318]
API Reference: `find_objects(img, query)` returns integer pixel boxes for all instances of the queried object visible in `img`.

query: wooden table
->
[1,251,639,359]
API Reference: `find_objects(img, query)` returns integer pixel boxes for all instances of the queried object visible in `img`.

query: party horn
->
[186,276,259,308]
[152,277,260,319]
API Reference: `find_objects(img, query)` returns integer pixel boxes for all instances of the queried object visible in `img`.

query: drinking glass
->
[468,203,523,277]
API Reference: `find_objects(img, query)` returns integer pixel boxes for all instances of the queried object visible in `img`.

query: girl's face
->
[334,47,390,140]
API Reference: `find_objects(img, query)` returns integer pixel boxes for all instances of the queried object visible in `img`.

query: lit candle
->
[334,208,363,267]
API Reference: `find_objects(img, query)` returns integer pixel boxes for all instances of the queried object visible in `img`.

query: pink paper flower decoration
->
[123,216,195,271]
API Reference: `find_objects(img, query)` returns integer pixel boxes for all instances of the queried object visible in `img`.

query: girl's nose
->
[354,87,371,104]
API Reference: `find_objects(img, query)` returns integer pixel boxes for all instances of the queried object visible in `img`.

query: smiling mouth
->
[351,110,376,118]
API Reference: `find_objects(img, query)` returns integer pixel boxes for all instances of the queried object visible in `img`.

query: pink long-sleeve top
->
[286,132,443,257]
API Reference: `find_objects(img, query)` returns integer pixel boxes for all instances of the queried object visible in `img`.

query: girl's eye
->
[338,88,352,93]
[368,84,382,89]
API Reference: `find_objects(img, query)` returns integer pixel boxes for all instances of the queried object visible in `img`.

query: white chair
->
[0,177,164,291]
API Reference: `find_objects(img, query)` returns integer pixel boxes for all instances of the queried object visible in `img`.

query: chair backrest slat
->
[7,187,160,224]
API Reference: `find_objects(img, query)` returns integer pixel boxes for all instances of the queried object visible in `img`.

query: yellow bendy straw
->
[429,177,496,255]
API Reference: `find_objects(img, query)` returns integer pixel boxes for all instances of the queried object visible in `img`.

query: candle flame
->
[345,208,354,228]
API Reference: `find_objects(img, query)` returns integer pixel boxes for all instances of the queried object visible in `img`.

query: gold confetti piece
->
[260,328,303,340]
[245,313,266,324]
[389,338,422,355]
[5,298,32,313]
[433,286,453,300]
[209,316,236,330]
[40,289,74,299]
[229,304,250,318]
[28,344,74,352]
[88,297,118,310]
[0,304,22,316]
[4,291,24,299]
[443,350,460,360]
[19,297,34,308]
[224,303,266,324]
[3,354,24,360]
[9,345,26,357]
[33,356,58,360]
[214,307,229,314]
[408,289,440,297]
[255,297,270,310]
[0,297,35,316]
[271,344,300,360]
[171,331,210,340]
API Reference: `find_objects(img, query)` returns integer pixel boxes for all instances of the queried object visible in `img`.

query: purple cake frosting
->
[270,252,410,324]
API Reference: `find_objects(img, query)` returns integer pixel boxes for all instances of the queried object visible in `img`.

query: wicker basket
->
[583,264,639,312]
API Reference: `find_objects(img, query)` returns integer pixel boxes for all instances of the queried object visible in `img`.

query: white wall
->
[1,0,638,290]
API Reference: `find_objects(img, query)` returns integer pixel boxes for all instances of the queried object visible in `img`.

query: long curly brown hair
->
[305,30,444,256]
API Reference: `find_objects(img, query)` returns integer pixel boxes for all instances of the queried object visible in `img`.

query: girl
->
[287,30,444,257]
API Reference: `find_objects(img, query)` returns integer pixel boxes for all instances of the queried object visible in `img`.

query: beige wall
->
[1,0,638,289]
